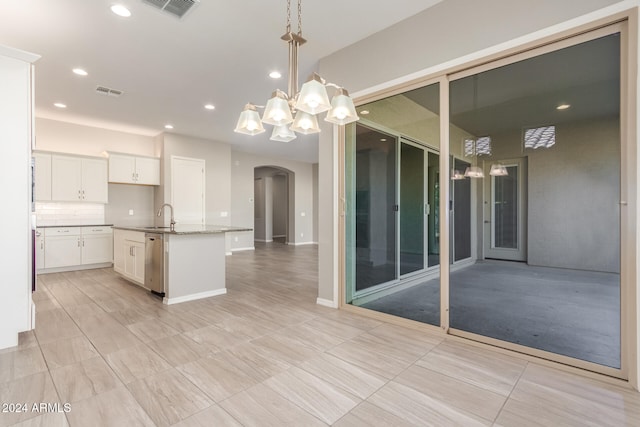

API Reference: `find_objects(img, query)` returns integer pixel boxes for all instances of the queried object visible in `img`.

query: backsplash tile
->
[35,202,105,226]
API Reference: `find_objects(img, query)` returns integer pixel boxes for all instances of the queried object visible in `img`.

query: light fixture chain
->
[297,0,302,36]
[286,0,291,33]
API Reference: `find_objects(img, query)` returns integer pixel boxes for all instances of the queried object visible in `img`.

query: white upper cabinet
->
[134,156,160,185]
[108,153,160,185]
[81,157,108,202]
[33,152,52,201]
[51,154,108,203]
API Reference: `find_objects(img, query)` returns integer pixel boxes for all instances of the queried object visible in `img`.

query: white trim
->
[225,252,232,256]
[231,246,255,252]
[37,262,113,274]
[351,0,639,101]
[0,45,40,63]
[163,288,227,305]
[316,297,338,309]
[287,241,316,246]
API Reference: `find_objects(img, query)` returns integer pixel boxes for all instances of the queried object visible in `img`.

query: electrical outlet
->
[300,212,306,217]
[128,209,134,216]
[300,233,304,238]
[220,211,228,217]
[234,237,238,242]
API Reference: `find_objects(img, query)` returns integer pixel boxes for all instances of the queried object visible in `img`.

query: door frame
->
[483,157,527,261]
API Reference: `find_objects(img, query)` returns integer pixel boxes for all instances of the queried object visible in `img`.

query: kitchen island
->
[112,224,251,305]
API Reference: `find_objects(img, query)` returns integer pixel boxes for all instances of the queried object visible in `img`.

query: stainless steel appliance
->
[145,233,164,296]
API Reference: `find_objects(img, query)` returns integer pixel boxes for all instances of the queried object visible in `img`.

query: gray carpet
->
[361,260,620,368]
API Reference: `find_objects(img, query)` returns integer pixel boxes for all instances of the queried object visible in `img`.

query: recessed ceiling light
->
[110,4,131,17]
[53,103,67,108]
[164,124,174,129]
[72,68,88,76]
[360,110,370,115]
[269,71,282,79]
[556,104,571,110]
[380,138,387,142]
[204,104,215,110]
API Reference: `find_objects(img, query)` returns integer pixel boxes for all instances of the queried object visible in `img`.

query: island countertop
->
[112,224,252,235]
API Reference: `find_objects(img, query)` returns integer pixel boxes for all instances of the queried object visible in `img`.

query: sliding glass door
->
[341,23,629,377]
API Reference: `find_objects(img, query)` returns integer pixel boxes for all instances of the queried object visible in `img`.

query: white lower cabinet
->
[40,226,112,270]
[81,227,113,265]
[113,229,145,285]
[44,229,82,269]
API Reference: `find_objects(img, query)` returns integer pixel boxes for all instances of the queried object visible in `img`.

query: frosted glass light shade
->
[270,124,296,142]
[262,91,293,126]
[295,73,331,115]
[234,104,265,135]
[290,110,320,134]
[490,164,509,176]
[325,88,359,125]
[464,166,484,178]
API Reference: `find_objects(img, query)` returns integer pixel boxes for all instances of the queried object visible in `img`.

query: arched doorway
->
[254,166,294,245]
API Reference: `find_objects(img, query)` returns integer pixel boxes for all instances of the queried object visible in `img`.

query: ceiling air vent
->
[142,0,199,19]
[96,86,124,97]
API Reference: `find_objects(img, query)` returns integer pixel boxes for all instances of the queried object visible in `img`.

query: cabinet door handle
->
[78,190,81,199]
[82,239,85,247]
[82,190,85,199]
[132,172,136,182]
[77,238,80,247]
[40,242,43,250]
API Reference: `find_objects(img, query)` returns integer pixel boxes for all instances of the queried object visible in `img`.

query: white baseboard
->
[287,241,316,246]
[37,262,113,274]
[316,297,338,309]
[164,288,227,305]
[231,247,255,252]
[225,252,232,256]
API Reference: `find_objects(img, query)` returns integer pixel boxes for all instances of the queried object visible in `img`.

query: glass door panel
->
[427,152,440,267]
[451,157,471,262]
[400,142,424,275]
[449,32,621,368]
[351,124,398,292]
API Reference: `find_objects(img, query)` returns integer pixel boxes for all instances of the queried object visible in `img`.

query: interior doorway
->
[483,158,527,261]
[254,166,294,245]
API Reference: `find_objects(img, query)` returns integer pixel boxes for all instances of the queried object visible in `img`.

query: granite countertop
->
[112,224,252,235]
[37,224,114,228]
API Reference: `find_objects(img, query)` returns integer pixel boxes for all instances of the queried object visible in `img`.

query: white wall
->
[231,150,315,251]
[35,118,157,157]
[0,46,38,349]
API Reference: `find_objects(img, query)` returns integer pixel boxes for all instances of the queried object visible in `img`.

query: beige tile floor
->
[1,243,639,426]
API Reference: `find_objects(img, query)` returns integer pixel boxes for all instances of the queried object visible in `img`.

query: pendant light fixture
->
[489,163,509,176]
[234,0,359,140]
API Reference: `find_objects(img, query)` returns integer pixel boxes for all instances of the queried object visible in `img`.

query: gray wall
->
[158,133,231,225]
[316,0,623,302]
[475,117,620,273]
[230,150,315,250]
[105,184,155,227]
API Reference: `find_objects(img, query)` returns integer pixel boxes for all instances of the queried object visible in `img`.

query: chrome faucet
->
[157,203,176,231]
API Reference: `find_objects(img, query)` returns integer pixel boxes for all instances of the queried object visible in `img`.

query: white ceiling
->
[0,0,442,163]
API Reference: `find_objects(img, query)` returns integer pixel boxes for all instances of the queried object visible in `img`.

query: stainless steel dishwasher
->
[145,233,165,296]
